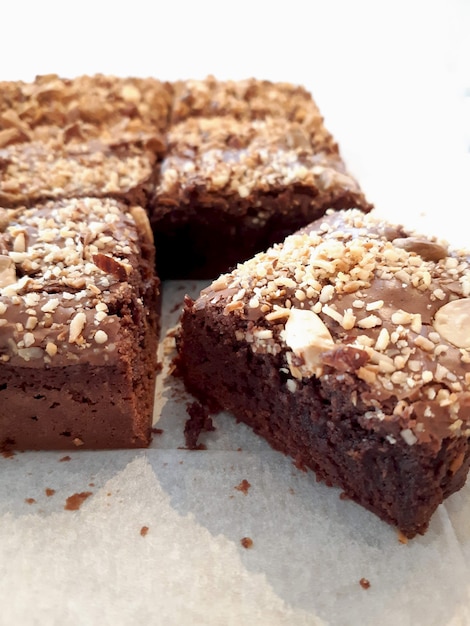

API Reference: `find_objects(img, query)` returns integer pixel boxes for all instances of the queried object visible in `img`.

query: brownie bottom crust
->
[176,305,470,539]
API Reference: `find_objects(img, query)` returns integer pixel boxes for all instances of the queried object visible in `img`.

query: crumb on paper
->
[398,530,409,545]
[25,498,36,505]
[64,491,93,511]
[59,455,71,462]
[241,537,254,549]
[45,488,55,497]
[234,479,251,495]
[359,578,371,589]
[140,526,149,537]
[151,427,164,435]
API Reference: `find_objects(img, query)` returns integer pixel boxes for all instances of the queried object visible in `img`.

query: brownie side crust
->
[0,198,159,450]
[176,209,470,537]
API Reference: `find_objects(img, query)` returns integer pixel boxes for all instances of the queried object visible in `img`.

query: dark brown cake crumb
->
[240,537,254,549]
[59,456,71,462]
[45,488,55,497]
[359,578,371,589]
[234,479,251,495]
[140,526,149,537]
[64,491,93,511]
[25,498,36,505]
[184,401,215,449]
[151,428,164,435]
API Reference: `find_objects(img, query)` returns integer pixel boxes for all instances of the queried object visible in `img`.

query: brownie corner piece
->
[176,208,470,538]
[0,197,159,450]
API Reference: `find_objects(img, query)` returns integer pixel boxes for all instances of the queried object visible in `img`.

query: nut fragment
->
[392,237,448,262]
[93,253,129,281]
[69,311,87,344]
[0,255,16,288]
[0,127,29,148]
[433,299,470,349]
[130,205,153,244]
[283,308,334,376]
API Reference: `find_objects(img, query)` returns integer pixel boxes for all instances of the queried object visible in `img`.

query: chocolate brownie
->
[0,197,159,449]
[176,208,470,537]
[151,115,371,278]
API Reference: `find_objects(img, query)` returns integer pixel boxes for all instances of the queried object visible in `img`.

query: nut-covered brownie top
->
[0,73,172,149]
[0,141,156,205]
[196,209,470,446]
[1,74,372,217]
[155,117,368,213]
[0,197,153,367]
[171,76,326,125]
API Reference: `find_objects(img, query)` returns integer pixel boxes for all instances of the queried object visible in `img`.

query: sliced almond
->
[433,299,470,349]
[392,237,448,262]
[283,308,334,377]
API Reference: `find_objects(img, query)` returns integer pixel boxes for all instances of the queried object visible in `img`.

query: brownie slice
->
[151,115,372,278]
[176,208,470,538]
[0,197,159,449]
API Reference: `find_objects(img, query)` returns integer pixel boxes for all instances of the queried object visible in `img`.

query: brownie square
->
[176,208,470,537]
[0,197,159,449]
[151,115,372,278]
